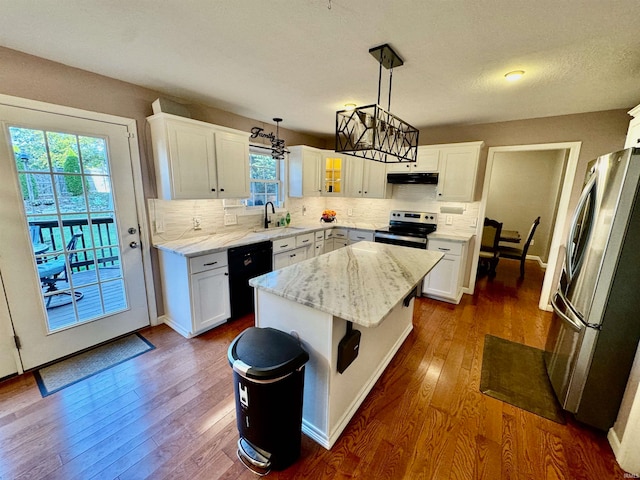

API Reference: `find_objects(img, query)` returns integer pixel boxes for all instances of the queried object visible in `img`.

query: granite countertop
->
[249,241,443,328]
[428,231,475,243]
[154,221,383,257]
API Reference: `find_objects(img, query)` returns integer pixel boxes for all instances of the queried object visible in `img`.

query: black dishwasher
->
[228,241,273,319]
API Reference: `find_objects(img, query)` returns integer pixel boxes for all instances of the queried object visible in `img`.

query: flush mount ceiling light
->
[335,44,419,163]
[505,70,525,82]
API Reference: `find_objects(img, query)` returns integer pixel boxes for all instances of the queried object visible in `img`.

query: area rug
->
[480,334,565,423]
[34,333,154,397]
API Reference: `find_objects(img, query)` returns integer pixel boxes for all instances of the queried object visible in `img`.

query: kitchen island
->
[249,241,443,448]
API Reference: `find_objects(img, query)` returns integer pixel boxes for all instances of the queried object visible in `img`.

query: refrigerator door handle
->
[551,293,584,332]
[566,172,597,284]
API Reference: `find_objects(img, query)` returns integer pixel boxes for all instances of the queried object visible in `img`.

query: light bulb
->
[505,70,525,82]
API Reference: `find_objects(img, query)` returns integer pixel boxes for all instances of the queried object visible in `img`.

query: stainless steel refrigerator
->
[545,147,640,431]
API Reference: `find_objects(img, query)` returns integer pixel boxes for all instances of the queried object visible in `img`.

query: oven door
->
[373,232,427,249]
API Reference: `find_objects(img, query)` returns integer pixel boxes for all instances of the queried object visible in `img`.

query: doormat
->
[33,333,154,397]
[480,334,565,424]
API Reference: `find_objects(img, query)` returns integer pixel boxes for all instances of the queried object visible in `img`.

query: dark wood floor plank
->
[0,260,627,479]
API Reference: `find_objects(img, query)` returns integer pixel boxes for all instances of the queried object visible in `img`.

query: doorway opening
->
[471,142,582,310]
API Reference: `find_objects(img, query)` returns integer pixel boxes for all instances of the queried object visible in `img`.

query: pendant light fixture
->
[335,44,419,163]
[271,118,285,160]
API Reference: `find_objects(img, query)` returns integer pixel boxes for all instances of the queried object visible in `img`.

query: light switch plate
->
[193,217,202,230]
[155,216,165,233]
[446,215,453,225]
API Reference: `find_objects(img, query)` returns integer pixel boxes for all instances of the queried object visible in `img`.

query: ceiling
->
[1,0,639,138]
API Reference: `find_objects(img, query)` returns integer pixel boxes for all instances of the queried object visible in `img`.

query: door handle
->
[129,241,139,249]
[550,293,583,332]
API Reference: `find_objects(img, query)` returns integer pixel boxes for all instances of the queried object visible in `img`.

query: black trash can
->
[228,327,309,475]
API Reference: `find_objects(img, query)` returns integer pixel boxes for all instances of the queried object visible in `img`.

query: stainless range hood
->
[386,172,439,184]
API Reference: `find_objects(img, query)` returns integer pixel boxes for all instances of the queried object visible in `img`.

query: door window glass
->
[10,126,127,332]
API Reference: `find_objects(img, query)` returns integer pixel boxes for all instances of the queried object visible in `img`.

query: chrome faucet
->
[264,201,275,229]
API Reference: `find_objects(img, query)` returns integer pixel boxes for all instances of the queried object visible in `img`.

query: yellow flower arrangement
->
[321,209,337,222]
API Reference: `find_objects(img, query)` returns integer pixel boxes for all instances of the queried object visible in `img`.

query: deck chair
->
[498,216,541,279]
[478,217,502,277]
[29,225,41,243]
[38,232,84,308]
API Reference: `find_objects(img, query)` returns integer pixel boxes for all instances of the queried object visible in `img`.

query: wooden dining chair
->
[478,217,502,277]
[498,216,541,279]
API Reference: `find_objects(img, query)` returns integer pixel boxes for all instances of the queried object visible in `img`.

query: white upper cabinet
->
[214,131,250,198]
[624,104,640,149]
[289,146,344,197]
[288,146,323,197]
[435,142,484,202]
[386,147,439,173]
[345,155,389,198]
[148,113,250,200]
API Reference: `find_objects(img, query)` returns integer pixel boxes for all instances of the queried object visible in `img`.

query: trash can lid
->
[228,327,309,380]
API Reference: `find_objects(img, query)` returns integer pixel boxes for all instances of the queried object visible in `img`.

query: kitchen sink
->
[253,226,307,233]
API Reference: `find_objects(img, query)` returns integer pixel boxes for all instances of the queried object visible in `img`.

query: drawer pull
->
[356,236,365,240]
[280,244,289,249]
[203,261,218,266]
[290,253,296,258]
[438,248,451,251]
[301,239,310,243]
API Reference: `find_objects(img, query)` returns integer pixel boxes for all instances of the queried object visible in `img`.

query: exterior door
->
[0,103,149,370]
[0,271,19,379]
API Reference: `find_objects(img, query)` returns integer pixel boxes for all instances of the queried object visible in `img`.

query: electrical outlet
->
[155,216,165,233]
[530,239,535,246]
[302,205,307,216]
[446,215,453,225]
[224,213,237,226]
[348,208,353,216]
[193,216,202,230]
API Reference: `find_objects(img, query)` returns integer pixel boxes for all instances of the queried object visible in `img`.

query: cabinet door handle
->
[211,188,216,192]
[224,272,229,276]
[203,261,218,266]
[220,188,225,192]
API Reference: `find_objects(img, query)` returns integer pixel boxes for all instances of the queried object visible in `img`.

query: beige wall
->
[0,46,326,198]
[486,149,566,263]
[418,110,631,203]
[0,46,327,317]
[0,46,635,320]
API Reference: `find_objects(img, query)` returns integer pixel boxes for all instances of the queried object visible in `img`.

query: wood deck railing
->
[29,217,119,271]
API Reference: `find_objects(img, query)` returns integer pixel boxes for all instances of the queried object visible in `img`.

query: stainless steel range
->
[374,210,438,249]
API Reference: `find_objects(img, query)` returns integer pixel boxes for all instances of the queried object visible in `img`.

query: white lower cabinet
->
[348,229,374,243]
[314,231,325,256]
[324,228,348,253]
[158,250,231,338]
[272,233,313,269]
[422,238,467,304]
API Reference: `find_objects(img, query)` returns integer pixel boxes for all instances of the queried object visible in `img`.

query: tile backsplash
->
[148,184,479,244]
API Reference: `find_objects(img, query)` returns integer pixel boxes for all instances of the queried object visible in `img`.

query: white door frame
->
[0,94,157,374]
[470,141,582,310]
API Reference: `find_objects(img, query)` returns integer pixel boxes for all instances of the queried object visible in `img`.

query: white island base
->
[254,289,414,449]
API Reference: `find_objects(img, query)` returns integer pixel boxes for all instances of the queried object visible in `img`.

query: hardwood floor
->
[0,259,628,479]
